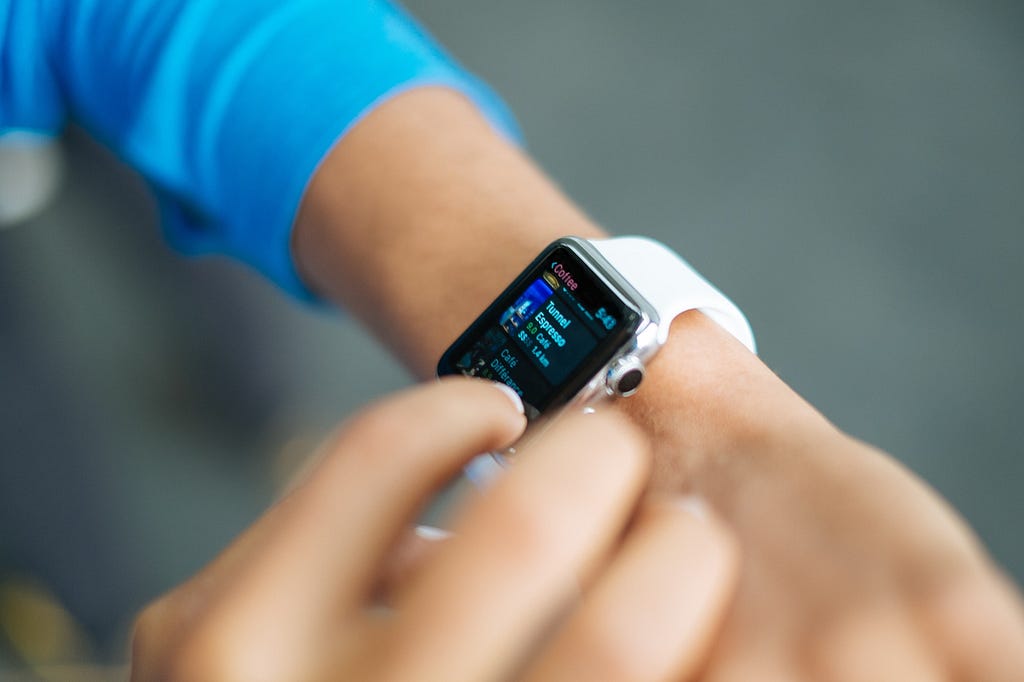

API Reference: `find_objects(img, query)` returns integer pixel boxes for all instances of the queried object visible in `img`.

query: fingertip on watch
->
[490,381,526,416]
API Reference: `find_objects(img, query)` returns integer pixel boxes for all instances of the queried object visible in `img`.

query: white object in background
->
[0,132,64,228]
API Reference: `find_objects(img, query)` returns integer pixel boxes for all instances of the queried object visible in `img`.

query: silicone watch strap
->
[590,236,757,353]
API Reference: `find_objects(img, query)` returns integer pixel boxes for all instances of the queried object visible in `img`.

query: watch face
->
[438,241,641,419]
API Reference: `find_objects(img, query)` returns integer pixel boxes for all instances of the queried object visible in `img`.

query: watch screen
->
[438,242,641,418]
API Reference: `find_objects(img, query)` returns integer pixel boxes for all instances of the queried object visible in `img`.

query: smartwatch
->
[437,236,756,476]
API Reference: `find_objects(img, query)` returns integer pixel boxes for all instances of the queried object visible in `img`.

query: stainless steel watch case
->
[555,236,664,409]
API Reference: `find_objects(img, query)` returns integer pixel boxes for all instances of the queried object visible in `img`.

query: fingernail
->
[673,494,710,521]
[492,382,525,415]
[414,525,453,540]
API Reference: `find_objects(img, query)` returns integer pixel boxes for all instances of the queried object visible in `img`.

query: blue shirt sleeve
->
[0,0,519,298]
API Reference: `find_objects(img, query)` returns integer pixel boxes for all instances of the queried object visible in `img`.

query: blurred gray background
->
[1,0,1022,672]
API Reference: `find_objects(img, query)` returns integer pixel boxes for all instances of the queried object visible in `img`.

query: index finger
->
[196,378,527,631]
[377,410,651,682]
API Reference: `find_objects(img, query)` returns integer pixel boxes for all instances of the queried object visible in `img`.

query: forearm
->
[293,88,835,474]
[294,88,600,376]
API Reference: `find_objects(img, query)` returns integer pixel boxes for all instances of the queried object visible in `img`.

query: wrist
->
[617,309,842,490]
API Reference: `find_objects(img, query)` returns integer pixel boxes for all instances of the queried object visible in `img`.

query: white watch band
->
[590,236,757,353]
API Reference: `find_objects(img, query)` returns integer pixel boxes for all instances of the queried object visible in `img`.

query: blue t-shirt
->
[0,0,517,298]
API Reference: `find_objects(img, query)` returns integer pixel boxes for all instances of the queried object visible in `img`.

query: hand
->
[129,378,738,682]
[625,313,1024,681]
[290,87,1024,678]
[692,439,1024,682]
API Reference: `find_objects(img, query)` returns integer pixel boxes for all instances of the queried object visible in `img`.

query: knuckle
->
[129,595,224,682]
[130,598,169,666]
[130,586,253,682]
[164,621,252,682]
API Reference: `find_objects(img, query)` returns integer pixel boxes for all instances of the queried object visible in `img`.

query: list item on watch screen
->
[453,263,620,414]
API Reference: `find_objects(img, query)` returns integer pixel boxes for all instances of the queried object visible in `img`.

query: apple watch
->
[437,235,756,477]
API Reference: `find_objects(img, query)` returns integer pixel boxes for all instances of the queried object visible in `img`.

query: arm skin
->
[294,88,1024,679]
[293,88,883,477]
